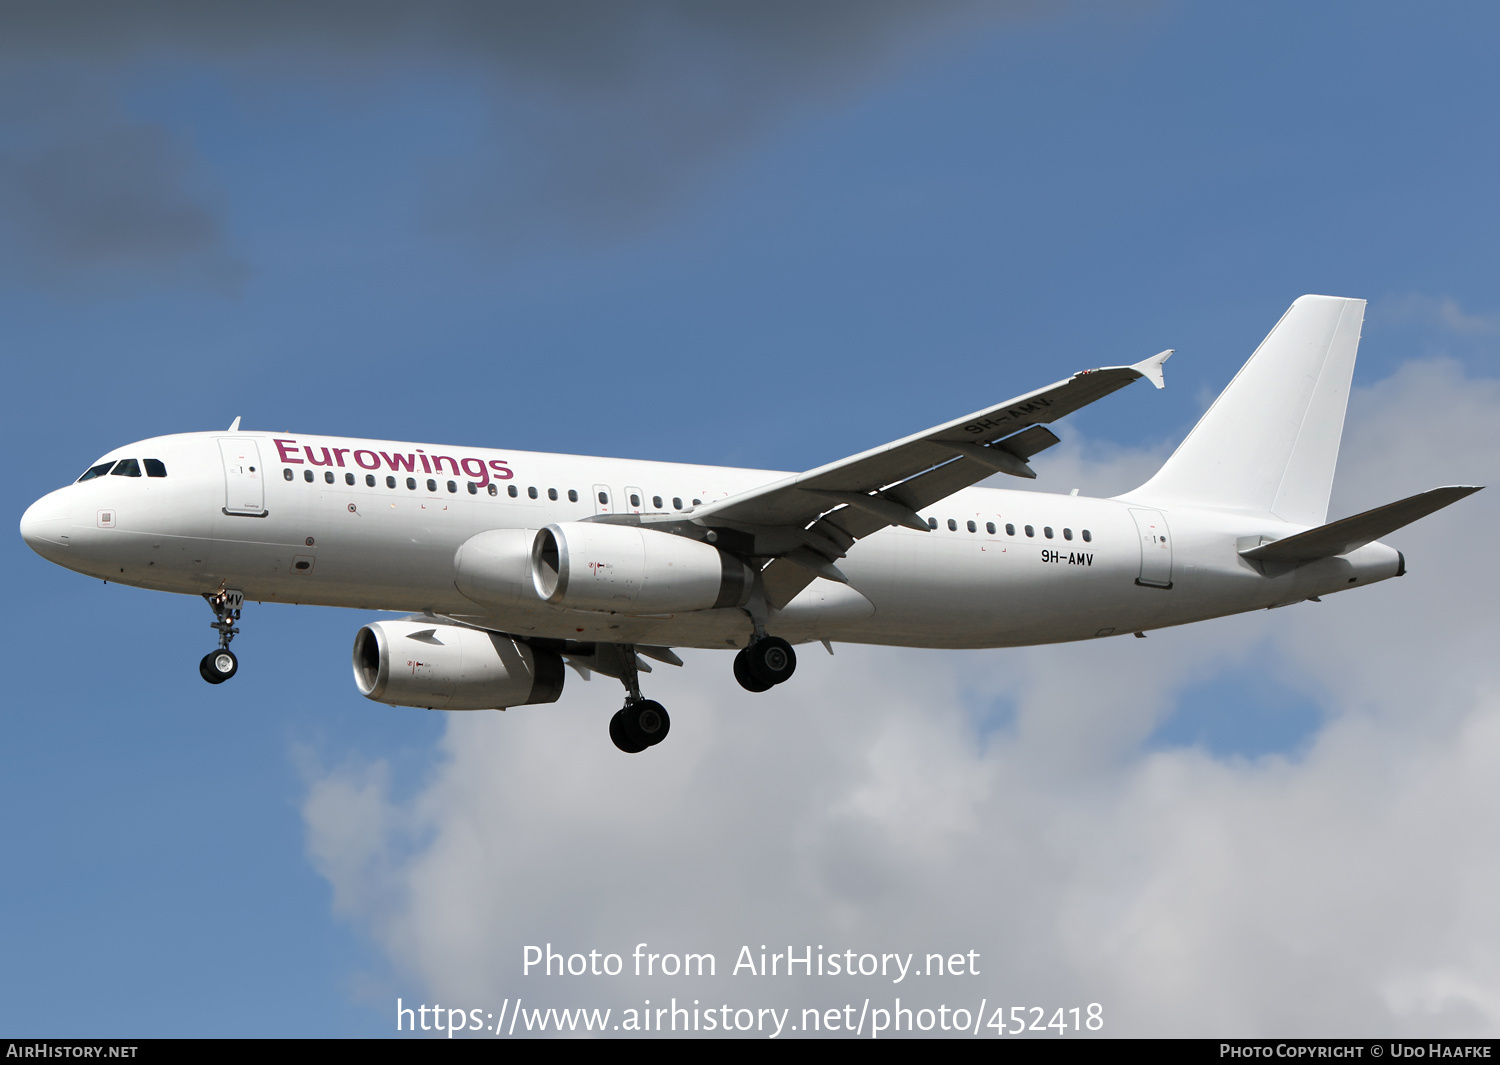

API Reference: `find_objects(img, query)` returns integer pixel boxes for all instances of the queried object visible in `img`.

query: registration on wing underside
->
[686,351,1170,607]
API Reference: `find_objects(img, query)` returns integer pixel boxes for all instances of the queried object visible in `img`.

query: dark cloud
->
[0,3,1009,79]
[0,107,243,290]
[0,1,1035,274]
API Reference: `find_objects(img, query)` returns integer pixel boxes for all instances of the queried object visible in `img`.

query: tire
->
[628,699,671,747]
[734,649,773,693]
[746,636,796,686]
[609,710,647,753]
[200,649,238,684]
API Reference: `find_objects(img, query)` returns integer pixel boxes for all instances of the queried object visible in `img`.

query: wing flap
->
[1241,485,1482,563]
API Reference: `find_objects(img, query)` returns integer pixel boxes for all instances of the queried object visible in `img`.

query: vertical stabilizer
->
[1129,295,1364,526]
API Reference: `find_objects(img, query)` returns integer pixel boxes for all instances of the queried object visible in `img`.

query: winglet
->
[1131,350,1173,390]
[227,416,242,431]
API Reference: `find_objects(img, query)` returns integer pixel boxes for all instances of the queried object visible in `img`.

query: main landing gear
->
[609,644,670,754]
[199,588,244,685]
[734,636,797,693]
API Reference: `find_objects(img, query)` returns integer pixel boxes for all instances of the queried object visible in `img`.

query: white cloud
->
[1382,293,1500,337]
[303,356,1500,1037]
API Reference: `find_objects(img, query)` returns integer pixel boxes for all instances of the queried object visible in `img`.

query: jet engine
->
[352,620,564,710]
[453,528,541,609]
[531,522,753,614]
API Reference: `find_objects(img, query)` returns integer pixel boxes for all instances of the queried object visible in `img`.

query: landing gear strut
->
[609,644,670,753]
[734,635,796,692]
[200,588,243,685]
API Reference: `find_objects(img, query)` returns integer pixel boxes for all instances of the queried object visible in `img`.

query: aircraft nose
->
[20,493,72,561]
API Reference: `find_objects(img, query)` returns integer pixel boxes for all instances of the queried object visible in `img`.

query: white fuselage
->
[20,431,1403,650]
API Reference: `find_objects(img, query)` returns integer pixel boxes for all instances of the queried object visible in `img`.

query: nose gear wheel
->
[200,588,244,685]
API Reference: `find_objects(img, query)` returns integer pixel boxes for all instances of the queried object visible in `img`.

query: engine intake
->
[531,522,753,614]
[352,620,564,710]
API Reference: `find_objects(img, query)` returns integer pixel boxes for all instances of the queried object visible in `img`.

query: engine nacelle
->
[352,620,565,710]
[531,522,753,614]
[453,528,541,609]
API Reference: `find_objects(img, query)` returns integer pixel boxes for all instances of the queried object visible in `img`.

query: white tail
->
[1130,295,1365,526]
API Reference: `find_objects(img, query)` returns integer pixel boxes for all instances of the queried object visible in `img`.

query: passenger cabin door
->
[1130,508,1172,588]
[219,438,267,517]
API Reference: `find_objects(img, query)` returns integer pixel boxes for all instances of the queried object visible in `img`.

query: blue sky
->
[3,2,1497,1037]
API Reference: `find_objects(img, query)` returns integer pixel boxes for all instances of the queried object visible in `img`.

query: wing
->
[684,350,1172,608]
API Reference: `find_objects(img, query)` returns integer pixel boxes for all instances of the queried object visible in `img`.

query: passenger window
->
[1044,527,1053,538]
[986,522,996,535]
[630,493,641,507]
[366,474,376,487]
[673,497,682,510]
[386,476,396,488]
[692,499,702,506]
[111,458,142,477]
[406,477,417,490]
[426,478,437,492]
[548,488,558,501]
[1082,529,1092,542]
[947,519,957,531]
[304,469,314,483]
[1063,528,1072,540]
[283,468,293,481]
[345,472,355,485]
[652,495,663,509]
[447,480,457,493]
[1006,524,1015,536]
[325,471,335,484]
[965,520,975,533]
[488,484,498,496]
[568,489,578,502]
[1024,525,1034,537]
[528,486,539,500]
[467,482,477,495]
[597,491,607,504]
[510,485,520,498]
[144,459,167,478]
[927,517,937,530]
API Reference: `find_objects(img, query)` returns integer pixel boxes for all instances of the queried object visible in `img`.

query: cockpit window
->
[77,461,115,482]
[110,458,142,477]
[144,459,167,478]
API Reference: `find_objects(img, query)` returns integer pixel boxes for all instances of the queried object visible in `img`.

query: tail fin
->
[1130,295,1365,525]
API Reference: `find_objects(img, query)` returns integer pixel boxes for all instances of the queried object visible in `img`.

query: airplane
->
[19,295,1481,754]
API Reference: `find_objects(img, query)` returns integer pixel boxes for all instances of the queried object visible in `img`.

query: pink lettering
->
[305,446,334,467]
[331,448,351,468]
[353,450,381,470]
[381,452,417,473]
[460,456,489,486]
[431,455,460,476]
[488,460,514,481]
[274,439,303,464]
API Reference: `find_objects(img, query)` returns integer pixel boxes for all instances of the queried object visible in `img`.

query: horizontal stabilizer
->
[1241,485,1482,563]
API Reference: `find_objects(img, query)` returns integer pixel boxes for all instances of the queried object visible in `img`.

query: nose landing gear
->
[200,588,244,685]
